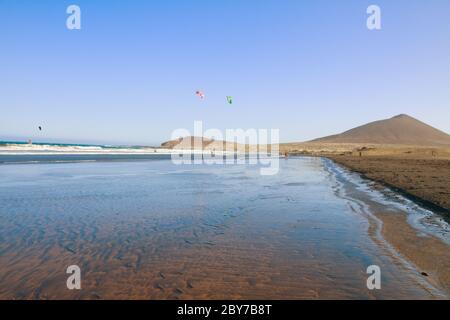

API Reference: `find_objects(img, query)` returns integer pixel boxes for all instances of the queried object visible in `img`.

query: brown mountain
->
[311,114,450,146]
[161,136,215,149]
[161,136,246,151]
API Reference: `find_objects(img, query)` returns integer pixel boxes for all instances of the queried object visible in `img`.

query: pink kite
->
[195,90,205,99]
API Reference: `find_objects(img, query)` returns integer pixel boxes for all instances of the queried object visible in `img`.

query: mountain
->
[311,114,450,146]
[161,136,245,151]
[161,136,215,149]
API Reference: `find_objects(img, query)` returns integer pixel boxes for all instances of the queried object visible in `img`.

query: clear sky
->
[1,0,449,145]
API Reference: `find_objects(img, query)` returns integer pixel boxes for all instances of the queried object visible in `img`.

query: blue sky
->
[1,0,449,145]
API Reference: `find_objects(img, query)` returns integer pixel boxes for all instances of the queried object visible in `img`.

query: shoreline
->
[0,155,448,298]
[327,155,450,217]
[327,157,450,296]
[375,209,450,296]
[0,156,445,299]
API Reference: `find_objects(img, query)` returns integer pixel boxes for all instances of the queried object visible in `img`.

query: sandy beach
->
[0,156,448,299]
[1,119,449,300]
[321,148,450,296]
[329,153,450,213]
[329,158,450,295]
[2,0,450,308]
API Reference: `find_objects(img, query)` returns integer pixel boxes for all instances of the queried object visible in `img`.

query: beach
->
[280,142,450,212]
[329,155,450,212]
[2,0,450,308]
[0,156,448,299]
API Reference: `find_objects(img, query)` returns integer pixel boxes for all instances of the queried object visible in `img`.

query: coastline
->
[327,155,450,215]
[375,209,450,296]
[327,156,450,296]
[1,156,446,299]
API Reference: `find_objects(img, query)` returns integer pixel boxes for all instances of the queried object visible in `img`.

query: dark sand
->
[329,155,450,212]
[329,155,450,294]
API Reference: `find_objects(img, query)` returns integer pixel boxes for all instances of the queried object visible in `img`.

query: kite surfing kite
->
[195,91,205,100]
[194,90,233,104]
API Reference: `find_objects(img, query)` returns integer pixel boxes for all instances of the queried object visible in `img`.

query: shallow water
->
[0,157,447,299]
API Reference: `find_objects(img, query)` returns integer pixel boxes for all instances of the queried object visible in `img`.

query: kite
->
[38,126,42,131]
[195,91,205,100]
[226,96,233,104]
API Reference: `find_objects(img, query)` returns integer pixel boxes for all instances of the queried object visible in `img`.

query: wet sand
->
[329,162,450,297]
[327,152,450,295]
[0,158,448,299]
[375,211,450,294]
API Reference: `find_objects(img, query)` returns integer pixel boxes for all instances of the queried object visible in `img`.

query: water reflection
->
[0,157,445,299]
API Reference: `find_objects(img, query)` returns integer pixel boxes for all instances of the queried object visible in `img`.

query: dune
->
[160,136,263,153]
